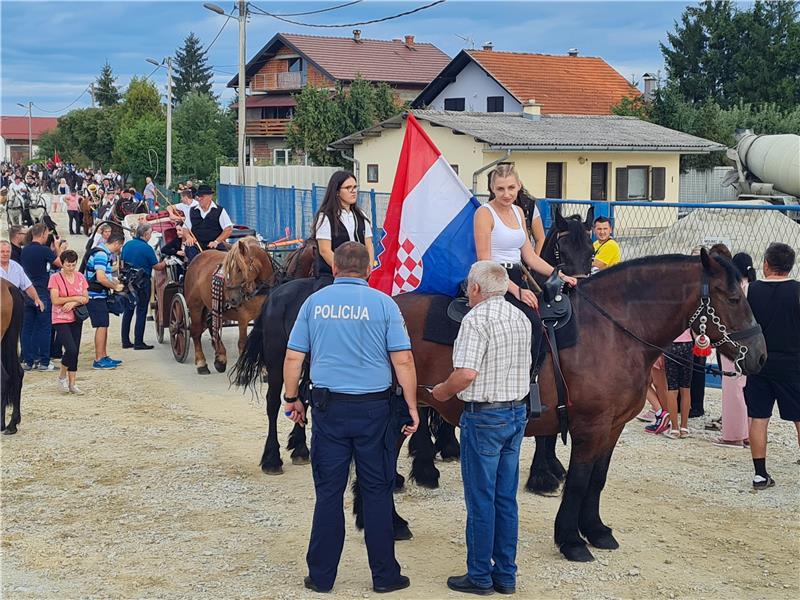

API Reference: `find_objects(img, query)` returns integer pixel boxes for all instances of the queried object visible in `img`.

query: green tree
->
[173,32,214,103]
[120,77,163,127]
[172,92,233,181]
[95,61,121,107]
[113,117,166,183]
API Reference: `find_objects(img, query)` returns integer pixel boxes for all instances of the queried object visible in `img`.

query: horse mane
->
[223,236,267,284]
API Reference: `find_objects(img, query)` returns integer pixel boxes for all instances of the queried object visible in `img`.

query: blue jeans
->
[121,279,151,346]
[459,403,527,589]
[21,291,52,367]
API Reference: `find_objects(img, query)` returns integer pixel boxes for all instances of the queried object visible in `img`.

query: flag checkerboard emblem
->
[392,236,424,295]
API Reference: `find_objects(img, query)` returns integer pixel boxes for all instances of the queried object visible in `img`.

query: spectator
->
[143,177,157,213]
[85,232,125,370]
[166,189,198,223]
[647,329,693,438]
[20,224,65,371]
[92,223,113,249]
[65,191,82,235]
[120,223,166,350]
[9,225,26,263]
[591,216,621,271]
[0,240,45,309]
[638,356,670,425]
[744,243,800,490]
[48,249,88,394]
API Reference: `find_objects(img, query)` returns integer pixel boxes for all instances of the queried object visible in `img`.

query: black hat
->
[196,184,213,196]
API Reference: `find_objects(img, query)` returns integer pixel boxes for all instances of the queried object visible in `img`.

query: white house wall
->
[426,61,522,113]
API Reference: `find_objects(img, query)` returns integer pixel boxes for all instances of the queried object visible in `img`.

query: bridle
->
[576,271,761,377]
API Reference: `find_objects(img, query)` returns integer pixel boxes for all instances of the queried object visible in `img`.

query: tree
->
[173,32,214,103]
[120,77,163,127]
[113,117,166,184]
[95,61,121,107]
[172,92,234,181]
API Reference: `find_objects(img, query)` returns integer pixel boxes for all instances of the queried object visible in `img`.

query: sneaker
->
[752,475,775,490]
[57,376,69,392]
[645,411,671,434]
[636,409,656,422]
[37,363,56,372]
[92,358,117,370]
[22,362,35,371]
[104,356,123,365]
[68,385,84,395]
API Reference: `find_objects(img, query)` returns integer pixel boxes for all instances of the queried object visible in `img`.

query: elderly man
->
[0,240,45,310]
[120,222,166,350]
[183,184,233,251]
[433,261,532,596]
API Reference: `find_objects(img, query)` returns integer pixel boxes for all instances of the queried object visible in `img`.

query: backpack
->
[80,246,111,293]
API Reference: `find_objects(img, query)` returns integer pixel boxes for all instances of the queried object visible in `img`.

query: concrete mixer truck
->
[723,130,800,210]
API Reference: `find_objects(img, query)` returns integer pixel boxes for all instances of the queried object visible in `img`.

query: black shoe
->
[447,574,494,595]
[303,576,331,593]
[374,575,411,594]
[121,342,134,349]
[753,475,775,490]
[493,582,515,595]
[688,409,704,418]
[133,343,154,350]
[3,425,18,435]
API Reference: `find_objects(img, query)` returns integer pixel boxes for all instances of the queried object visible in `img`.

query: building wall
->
[250,138,294,165]
[251,45,333,92]
[1,137,39,162]
[427,61,521,112]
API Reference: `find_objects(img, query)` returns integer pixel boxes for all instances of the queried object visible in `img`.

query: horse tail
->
[229,307,266,392]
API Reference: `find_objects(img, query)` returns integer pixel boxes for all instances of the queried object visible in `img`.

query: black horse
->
[1,280,25,435]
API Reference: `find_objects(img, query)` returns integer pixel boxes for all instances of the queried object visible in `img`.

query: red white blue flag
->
[370,114,479,297]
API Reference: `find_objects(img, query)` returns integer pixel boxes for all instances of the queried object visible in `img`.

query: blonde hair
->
[488,163,521,191]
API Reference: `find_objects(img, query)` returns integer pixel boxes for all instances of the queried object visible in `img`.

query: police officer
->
[184,184,233,251]
[283,241,420,594]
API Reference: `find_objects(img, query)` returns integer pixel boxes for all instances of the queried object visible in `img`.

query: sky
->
[0,0,696,117]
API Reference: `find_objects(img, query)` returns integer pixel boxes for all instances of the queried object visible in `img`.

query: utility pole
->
[16,101,32,161]
[146,56,174,189]
[89,84,96,108]
[237,0,247,186]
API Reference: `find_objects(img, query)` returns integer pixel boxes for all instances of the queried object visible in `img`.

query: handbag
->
[58,273,89,322]
[106,291,133,315]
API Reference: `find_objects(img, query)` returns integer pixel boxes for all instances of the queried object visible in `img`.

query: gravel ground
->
[2,209,798,599]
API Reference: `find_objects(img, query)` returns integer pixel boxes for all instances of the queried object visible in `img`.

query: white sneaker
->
[68,385,84,396]
[57,376,69,392]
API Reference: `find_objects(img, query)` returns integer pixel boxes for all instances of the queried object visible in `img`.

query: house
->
[412,47,639,115]
[329,106,725,229]
[0,116,59,163]
[228,31,450,166]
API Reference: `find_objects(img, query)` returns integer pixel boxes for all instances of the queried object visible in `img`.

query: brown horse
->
[277,239,317,281]
[183,237,276,374]
[78,195,96,236]
[1,279,25,435]
[396,250,766,562]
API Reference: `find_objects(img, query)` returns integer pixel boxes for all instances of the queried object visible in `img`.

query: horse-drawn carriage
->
[5,186,49,227]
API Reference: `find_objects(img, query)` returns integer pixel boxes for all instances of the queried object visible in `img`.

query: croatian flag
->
[370,114,480,297]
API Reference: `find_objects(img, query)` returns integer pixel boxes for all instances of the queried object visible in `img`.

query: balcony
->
[250,71,307,92]
[243,118,292,137]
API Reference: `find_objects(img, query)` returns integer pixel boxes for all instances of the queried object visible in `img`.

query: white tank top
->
[483,203,526,263]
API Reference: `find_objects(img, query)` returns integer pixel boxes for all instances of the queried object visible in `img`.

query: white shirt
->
[483,204,526,264]
[175,200,199,221]
[0,260,32,291]
[184,202,233,231]
[10,181,27,196]
[315,210,372,241]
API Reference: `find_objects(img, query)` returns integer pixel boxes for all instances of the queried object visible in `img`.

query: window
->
[487,96,504,112]
[626,166,649,199]
[616,166,662,200]
[444,97,465,111]
[545,162,564,199]
[273,149,290,166]
[367,164,379,183]
[287,57,304,73]
[450,164,459,175]
[261,106,293,119]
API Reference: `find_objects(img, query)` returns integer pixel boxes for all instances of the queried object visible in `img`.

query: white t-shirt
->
[175,200,199,221]
[0,260,32,290]
[184,203,233,231]
[315,210,372,242]
[10,181,27,196]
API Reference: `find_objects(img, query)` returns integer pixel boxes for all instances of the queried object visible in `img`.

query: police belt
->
[312,387,391,403]
[464,399,528,412]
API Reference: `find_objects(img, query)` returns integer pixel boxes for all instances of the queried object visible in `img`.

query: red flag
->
[53,150,62,164]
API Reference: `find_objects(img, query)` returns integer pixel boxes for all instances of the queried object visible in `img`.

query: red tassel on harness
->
[693,334,713,357]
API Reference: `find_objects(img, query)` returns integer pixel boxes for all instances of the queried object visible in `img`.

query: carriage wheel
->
[154,295,165,344]
[169,293,191,363]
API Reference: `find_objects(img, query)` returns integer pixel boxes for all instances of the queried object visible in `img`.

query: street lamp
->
[205,1,247,186]
[16,102,32,161]
[147,57,174,190]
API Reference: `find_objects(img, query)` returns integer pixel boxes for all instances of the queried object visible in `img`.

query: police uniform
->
[287,276,410,592]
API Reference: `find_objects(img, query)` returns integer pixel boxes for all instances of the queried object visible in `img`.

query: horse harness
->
[210,258,272,341]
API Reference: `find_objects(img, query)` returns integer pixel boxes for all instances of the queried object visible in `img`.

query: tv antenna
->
[455,33,475,49]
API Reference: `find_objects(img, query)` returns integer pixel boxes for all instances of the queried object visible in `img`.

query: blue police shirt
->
[287,277,411,394]
[121,238,158,277]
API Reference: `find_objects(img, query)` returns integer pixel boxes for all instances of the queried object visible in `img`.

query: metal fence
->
[217,183,800,279]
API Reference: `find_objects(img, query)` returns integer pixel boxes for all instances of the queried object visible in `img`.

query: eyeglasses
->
[341,185,358,192]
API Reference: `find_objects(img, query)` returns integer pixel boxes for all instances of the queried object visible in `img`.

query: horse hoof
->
[561,543,595,562]
[394,472,406,492]
[214,360,227,373]
[261,464,284,476]
[197,365,211,375]
[525,471,561,496]
[439,453,460,463]
[393,525,413,541]
[410,464,440,489]
[586,531,619,550]
[548,460,567,482]
[291,455,310,466]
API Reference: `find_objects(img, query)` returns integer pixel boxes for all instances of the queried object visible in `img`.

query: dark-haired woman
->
[311,171,373,284]
[49,249,89,395]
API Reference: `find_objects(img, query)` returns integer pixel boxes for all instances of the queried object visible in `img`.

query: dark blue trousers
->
[21,290,51,367]
[307,396,401,591]
[121,279,151,346]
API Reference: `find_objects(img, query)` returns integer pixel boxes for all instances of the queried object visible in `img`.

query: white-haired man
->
[433,260,532,596]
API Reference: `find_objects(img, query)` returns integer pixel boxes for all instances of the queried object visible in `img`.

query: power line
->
[269,0,363,17]
[32,86,91,114]
[248,0,446,28]
[206,12,234,53]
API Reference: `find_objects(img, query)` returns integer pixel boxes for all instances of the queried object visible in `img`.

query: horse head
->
[543,204,594,278]
[696,248,767,375]
[223,237,268,307]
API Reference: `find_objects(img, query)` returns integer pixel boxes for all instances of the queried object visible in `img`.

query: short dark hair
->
[107,233,125,245]
[29,223,48,238]
[593,216,612,226]
[60,249,79,264]
[334,241,370,275]
[764,242,795,274]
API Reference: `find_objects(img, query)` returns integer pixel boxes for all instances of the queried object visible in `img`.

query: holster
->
[310,387,330,412]
[391,386,413,433]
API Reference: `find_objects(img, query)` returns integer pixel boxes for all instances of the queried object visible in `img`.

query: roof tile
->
[0,116,59,140]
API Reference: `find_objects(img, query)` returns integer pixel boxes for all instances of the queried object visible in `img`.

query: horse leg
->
[525,435,562,494]
[579,428,623,550]
[352,478,413,541]
[213,332,227,373]
[409,406,440,489]
[434,419,461,462]
[288,420,310,465]
[554,448,596,562]
[192,307,210,375]
[260,370,284,475]
[545,434,567,482]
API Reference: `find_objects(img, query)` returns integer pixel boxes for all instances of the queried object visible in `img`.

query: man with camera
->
[120,222,166,350]
[85,232,125,370]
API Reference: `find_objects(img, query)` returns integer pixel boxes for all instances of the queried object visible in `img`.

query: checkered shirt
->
[452,295,532,403]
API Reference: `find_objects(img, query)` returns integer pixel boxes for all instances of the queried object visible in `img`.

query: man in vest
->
[183,184,233,251]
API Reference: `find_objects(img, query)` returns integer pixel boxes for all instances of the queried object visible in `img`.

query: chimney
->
[352,29,361,42]
[404,35,415,47]
[482,41,493,51]
[642,72,657,101]
[567,48,579,57]
[522,99,541,120]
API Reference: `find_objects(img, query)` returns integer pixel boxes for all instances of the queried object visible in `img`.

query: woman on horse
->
[475,164,577,348]
[310,171,373,285]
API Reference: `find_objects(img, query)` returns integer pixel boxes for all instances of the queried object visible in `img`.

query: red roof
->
[232,95,297,109]
[0,116,59,140]
[466,50,639,115]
